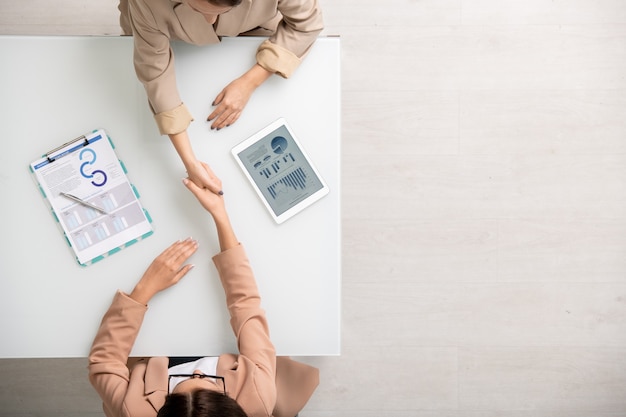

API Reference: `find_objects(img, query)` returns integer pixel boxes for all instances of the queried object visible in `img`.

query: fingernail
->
[182,178,189,185]
[218,190,224,195]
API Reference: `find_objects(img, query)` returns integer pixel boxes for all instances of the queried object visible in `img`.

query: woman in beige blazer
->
[88,162,319,417]
[118,0,323,191]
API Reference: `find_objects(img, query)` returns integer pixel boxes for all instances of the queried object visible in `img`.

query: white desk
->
[0,36,340,358]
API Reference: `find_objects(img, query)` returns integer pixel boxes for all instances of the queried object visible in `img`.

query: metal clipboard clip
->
[44,134,90,163]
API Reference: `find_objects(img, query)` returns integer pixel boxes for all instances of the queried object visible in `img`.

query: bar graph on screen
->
[232,118,329,223]
[268,167,308,199]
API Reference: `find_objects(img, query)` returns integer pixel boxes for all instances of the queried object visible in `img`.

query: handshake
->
[129,161,238,306]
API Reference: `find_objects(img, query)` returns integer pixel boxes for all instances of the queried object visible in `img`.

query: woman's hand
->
[183,164,238,251]
[185,159,223,195]
[129,238,199,305]
[207,64,272,130]
[183,162,226,218]
[168,130,222,193]
[207,77,254,130]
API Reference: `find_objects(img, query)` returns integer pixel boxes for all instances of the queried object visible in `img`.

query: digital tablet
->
[232,118,329,224]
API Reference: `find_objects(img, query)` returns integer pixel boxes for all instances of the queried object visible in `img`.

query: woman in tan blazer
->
[118,0,323,191]
[88,162,319,417]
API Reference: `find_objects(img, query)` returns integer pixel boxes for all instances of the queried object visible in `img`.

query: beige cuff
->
[154,103,194,135]
[256,40,301,79]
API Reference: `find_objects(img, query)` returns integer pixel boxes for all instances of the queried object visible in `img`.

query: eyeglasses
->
[168,373,227,395]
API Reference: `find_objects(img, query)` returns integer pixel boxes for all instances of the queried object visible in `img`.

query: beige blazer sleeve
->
[123,0,323,135]
[127,0,196,135]
[213,244,319,417]
[213,244,278,416]
[88,244,316,417]
[88,291,149,417]
[256,0,324,78]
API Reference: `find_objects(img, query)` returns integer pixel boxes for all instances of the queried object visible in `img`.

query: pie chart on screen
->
[271,136,288,154]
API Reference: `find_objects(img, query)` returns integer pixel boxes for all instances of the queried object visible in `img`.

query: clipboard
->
[29,129,153,266]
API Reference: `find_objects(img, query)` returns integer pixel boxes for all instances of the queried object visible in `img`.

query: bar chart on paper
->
[59,183,147,251]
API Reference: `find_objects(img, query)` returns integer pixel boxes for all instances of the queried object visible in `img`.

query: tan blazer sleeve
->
[128,0,193,135]
[213,244,277,415]
[88,291,148,417]
[274,357,320,417]
[256,0,324,78]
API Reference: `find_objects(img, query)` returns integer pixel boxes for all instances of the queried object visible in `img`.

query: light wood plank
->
[461,0,626,25]
[344,218,626,284]
[343,90,460,156]
[459,347,626,412]
[300,347,458,412]
[304,411,626,417]
[339,25,626,92]
[0,0,119,35]
[498,219,626,282]
[318,0,461,28]
[460,90,626,155]
[343,218,499,283]
[343,154,626,220]
[342,282,626,347]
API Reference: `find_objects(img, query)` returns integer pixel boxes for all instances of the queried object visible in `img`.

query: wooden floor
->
[2,0,626,416]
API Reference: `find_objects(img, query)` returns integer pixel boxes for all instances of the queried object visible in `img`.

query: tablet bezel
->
[231,118,329,224]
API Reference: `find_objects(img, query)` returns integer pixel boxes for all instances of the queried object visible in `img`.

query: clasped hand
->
[185,159,223,195]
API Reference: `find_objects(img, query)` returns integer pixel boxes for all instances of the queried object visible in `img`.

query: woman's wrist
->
[182,157,200,173]
[242,64,272,88]
[169,130,197,167]
[213,214,238,252]
[129,282,155,306]
[211,210,231,229]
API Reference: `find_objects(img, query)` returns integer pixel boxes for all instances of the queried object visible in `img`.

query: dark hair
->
[207,0,244,6]
[157,390,248,417]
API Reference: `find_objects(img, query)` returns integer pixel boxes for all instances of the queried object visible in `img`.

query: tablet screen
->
[234,122,326,219]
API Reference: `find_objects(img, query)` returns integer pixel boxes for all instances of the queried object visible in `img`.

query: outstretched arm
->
[182,164,277,410]
[88,239,197,415]
[182,162,237,252]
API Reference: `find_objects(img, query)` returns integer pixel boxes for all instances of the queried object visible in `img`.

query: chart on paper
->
[30,129,153,265]
[59,183,147,251]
